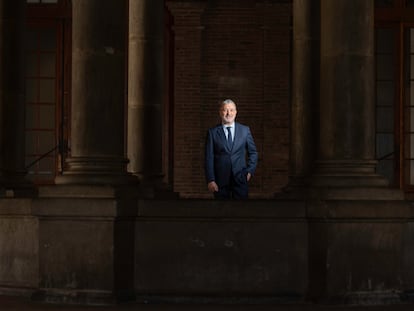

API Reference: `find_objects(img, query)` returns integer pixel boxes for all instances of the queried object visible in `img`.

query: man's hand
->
[207,181,218,193]
[247,172,251,182]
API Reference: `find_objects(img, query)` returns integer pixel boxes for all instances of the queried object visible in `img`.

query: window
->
[25,24,60,183]
[375,27,397,186]
[375,1,414,195]
[404,28,414,186]
[25,1,71,184]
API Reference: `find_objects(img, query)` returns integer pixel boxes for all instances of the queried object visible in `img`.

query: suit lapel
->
[232,123,241,150]
[215,125,231,151]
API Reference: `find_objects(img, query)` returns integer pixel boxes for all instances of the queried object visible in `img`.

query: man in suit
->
[205,99,258,199]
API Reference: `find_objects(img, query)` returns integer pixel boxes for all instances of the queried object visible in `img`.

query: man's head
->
[219,99,237,125]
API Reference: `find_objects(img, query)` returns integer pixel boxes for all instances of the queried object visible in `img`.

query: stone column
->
[56,0,135,185]
[127,0,164,188]
[286,0,319,192]
[307,0,406,304]
[0,0,34,196]
[313,0,388,189]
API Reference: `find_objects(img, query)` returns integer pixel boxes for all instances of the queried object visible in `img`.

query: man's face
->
[219,103,237,125]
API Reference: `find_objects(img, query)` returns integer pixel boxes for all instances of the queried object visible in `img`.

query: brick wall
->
[167,0,292,198]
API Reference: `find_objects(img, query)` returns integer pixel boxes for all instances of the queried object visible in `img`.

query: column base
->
[56,156,139,185]
[311,159,390,187]
[311,174,389,187]
[55,173,138,186]
[277,159,402,201]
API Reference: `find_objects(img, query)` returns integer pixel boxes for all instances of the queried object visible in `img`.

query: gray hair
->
[223,99,235,105]
[220,99,236,109]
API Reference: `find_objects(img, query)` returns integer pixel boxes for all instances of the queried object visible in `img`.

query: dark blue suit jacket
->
[205,122,258,187]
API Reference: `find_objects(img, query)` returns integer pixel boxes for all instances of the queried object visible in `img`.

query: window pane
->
[404,160,414,185]
[377,107,394,132]
[411,55,414,80]
[376,27,396,186]
[26,79,37,103]
[39,53,56,77]
[404,29,414,186]
[404,107,414,136]
[410,107,414,131]
[39,105,56,129]
[25,132,37,155]
[38,157,55,175]
[410,134,414,158]
[26,54,37,77]
[376,28,394,54]
[25,30,38,51]
[25,131,55,155]
[38,131,55,155]
[39,79,55,103]
[376,54,394,80]
[410,82,414,105]
[38,29,56,51]
[376,160,394,184]
[26,0,40,3]
[376,133,394,159]
[26,156,55,183]
[42,0,58,3]
[26,105,37,129]
[377,81,394,107]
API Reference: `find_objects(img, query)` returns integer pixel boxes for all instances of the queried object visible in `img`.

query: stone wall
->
[0,196,413,305]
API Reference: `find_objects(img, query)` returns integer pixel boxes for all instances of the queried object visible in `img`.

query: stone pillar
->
[127,0,164,188]
[286,0,319,193]
[0,0,34,196]
[307,0,407,303]
[313,0,388,189]
[56,0,135,185]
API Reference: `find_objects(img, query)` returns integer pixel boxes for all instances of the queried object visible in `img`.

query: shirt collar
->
[222,122,235,128]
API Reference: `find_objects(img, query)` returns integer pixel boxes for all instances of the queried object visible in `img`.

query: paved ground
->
[2,296,414,311]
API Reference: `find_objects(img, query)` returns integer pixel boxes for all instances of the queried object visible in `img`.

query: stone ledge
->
[309,187,404,201]
[307,199,411,219]
[136,199,307,219]
[32,198,118,218]
[38,185,141,199]
[0,198,32,215]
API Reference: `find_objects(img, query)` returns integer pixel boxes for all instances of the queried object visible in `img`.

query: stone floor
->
[2,296,414,311]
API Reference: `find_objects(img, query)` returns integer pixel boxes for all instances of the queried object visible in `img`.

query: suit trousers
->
[214,170,248,200]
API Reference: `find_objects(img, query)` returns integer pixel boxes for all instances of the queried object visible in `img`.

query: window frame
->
[375,2,414,195]
[25,0,71,184]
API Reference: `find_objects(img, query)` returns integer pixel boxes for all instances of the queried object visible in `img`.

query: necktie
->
[226,126,232,148]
